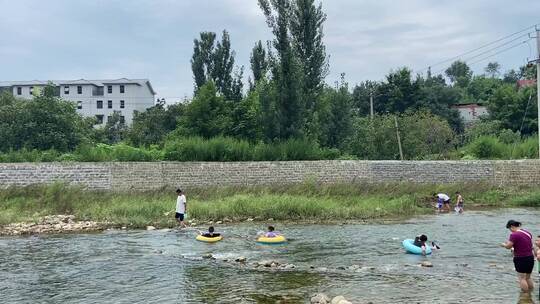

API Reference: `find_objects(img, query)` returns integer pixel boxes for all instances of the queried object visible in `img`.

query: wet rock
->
[282,264,296,269]
[146,226,156,231]
[421,261,433,267]
[348,264,361,271]
[202,253,214,259]
[121,226,127,230]
[216,221,223,224]
[316,267,328,272]
[246,218,254,222]
[267,218,274,221]
[235,256,247,263]
[223,217,232,223]
[310,293,330,304]
[336,266,346,270]
[331,296,345,304]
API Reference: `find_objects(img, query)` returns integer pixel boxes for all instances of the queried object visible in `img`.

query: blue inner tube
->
[402,239,432,255]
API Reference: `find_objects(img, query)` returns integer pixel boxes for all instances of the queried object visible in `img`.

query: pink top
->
[265,232,278,238]
[509,229,533,257]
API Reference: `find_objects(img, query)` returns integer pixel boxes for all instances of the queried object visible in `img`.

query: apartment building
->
[0,78,155,125]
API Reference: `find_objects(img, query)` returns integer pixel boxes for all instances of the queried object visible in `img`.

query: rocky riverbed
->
[0,215,106,236]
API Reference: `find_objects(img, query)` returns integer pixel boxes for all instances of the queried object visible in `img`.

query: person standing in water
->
[500,220,534,292]
[433,193,451,212]
[455,191,464,213]
[175,189,187,228]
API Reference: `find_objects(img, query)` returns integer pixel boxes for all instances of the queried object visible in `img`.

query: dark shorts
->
[443,200,451,205]
[175,213,184,221]
[513,256,534,273]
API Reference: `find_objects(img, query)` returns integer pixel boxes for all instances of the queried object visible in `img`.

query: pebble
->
[235,256,247,263]
[421,261,433,267]
[216,221,223,224]
[202,253,214,259]
[0,215,104,236]
[246,218,254,222]
[146,226,156,231]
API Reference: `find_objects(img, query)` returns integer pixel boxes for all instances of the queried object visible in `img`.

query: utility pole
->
[370,91,374,120]
[536,27,540,159]
[394,115,404,161]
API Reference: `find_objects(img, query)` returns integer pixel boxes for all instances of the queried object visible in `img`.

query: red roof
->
[517,79,536,88]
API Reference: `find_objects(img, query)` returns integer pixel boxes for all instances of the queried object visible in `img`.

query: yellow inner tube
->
[196,235,223,243]
[257,235,287,244]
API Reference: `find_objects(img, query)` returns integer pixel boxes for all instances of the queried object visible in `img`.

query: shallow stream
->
[1,208,539,303]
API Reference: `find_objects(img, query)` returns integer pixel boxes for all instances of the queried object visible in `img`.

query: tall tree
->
[127,103,184,146]
[250,40,268,88]
[290,0,328,137]
[212,30,236,99]
[191,32,217,92]
[484,62,501,78]
[445,60,472,87]
[258,0,304,139]
[323,74,352,149]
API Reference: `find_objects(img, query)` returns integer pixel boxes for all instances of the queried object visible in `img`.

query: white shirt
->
[176,194,186,213]
[437,193,450,201]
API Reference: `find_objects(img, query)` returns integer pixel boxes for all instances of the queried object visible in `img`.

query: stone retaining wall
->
[0,160,539,191]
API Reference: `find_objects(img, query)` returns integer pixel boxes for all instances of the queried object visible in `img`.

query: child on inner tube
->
[201,226,221,238]
[264,226,280,238]
[414,234,440,255]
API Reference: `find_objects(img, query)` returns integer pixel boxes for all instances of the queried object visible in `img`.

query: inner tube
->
[196,235,223,243]
[402,239,432,255]
[257,235,287,244]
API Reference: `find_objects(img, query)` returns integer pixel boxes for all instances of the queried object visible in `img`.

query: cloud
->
[0,0,539,98]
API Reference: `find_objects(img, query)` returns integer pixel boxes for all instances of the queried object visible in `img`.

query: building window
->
[77,101,82,110]
[77,86,82,94]
[120,100,125,108]
[97,100,103,109]
[64,86,69,94]
[120,116,125,124]
[120,85,125,93]
[29,87,34,95]
[17,87,21,95]
[108,100,112,109]
[107,85,112,94]
[95,115,104,124]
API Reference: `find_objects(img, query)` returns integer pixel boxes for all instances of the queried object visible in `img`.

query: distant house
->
[0,78,155,125]
[517,79,536,88]
[451,102,488,125]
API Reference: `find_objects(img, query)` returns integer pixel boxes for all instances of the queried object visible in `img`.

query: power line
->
[417,23,540,72]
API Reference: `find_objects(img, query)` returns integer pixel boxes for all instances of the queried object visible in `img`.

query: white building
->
[0,78,155,125]
[451,102,488,125]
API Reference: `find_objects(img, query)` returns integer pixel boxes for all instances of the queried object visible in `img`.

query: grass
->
[0,181,539,228]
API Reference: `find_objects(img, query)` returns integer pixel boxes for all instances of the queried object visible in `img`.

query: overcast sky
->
[1,0,539,102]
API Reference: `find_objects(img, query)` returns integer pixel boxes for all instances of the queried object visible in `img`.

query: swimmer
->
[413,234,439,256]
[200,226,221,238]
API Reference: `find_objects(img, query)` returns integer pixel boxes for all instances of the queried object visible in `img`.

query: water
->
[1,208,539,304]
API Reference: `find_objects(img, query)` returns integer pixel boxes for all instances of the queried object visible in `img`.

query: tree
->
[228,89,262,141]
[484,62,501,78]
[191,32,217,92]
[487,85,537,135]
[351,80,379,116]
[177,82,230,138]
[0,85,93,152]
[127,102,185,146]
[258,0,305,139]
[445,60,472,87]
[290,0,328,137]
[250,40,268,88]
[503,69,520,84]
[376,68,422,113]
[519,63,537,80]
[322,75,352,149]
[101,111,128,144]
[191,31,242,100]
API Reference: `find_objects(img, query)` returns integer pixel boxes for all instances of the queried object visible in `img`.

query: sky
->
[1,0,540,102]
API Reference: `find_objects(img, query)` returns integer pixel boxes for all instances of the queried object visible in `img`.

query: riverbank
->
[0,181,539,234]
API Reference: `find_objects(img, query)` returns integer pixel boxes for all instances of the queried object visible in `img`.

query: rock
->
[331,296,346,304]
[316,267,328,272]
[223,217,232,222]
[207,221,214,225]
[121,226,127,230]
[216,221,223,224]
[310,293,330,304]
[421,261,433,267]
[336,266,346,270]
[348,264,360,271]
[283,264,296,269]
[246,218,254,222]
[202,253,214,259]
[235,256,247,263]
[146,226,156,231]
[267,218,274,221]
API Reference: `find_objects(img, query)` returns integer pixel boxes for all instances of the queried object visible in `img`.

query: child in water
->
[455,191,464,213]
[201,226,221,238]
[262,226,280,238]
[414,234,440,256]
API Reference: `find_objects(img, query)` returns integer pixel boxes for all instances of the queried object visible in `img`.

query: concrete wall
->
[0,160,539,191]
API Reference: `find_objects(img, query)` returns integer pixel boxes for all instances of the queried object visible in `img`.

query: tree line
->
[0,0,538,161]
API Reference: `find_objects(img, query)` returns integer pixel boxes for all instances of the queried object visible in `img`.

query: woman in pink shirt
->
[501,220,534,292]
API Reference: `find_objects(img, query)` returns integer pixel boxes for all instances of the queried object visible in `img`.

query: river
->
[1,208,539,303]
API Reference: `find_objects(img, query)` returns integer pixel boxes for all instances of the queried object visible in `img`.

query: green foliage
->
[127,102,184,146]
[0,86,93,152]
[465,136,506,159]
[487,85,537,135]
[462,135,538,159]
[177,82,231,138]
[250,40,268,87]
[349,112,455,160]
[445,60,472,87]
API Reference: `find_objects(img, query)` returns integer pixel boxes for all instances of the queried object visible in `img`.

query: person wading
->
[501,220,534,292]
[175,189,187,228]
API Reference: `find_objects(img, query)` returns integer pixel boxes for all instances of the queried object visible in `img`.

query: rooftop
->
[0,78,155,94]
